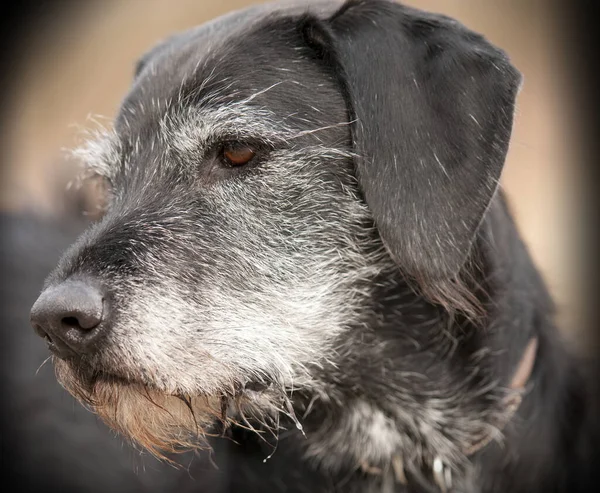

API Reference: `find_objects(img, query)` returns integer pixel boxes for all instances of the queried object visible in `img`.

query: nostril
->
[61,309,102,331]
[62,317,79,328]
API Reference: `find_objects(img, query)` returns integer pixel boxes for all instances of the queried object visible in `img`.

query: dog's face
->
[31,0,521,458]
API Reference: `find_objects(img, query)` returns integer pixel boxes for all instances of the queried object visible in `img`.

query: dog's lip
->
[71,363,271,396]
[67,360,135,387]
[40,331,80,360]
[91,369,131,385]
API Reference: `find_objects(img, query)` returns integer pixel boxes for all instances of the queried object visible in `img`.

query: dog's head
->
[30,0,520,458]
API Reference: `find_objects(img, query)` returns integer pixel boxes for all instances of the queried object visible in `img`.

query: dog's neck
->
[292,197,564,491]
[297,291,540,491]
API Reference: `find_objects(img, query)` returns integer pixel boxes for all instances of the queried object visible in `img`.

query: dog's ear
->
[303,0,521,287]
[133,32,190,79]
[133,39,174,78]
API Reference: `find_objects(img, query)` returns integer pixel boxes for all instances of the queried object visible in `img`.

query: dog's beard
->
[54,358,287,460]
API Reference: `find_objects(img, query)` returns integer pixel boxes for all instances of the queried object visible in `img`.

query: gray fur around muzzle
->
[30,0,525,475]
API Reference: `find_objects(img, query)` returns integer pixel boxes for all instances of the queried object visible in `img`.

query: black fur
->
[25,1,599,492]
[303,1,521,289]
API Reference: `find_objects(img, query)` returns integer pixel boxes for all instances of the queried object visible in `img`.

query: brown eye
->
[222,142,256,166]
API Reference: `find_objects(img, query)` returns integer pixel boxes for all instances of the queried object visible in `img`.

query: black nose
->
[30,280,105,359]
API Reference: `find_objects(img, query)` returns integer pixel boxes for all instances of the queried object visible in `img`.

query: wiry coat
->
[30,1,598,492]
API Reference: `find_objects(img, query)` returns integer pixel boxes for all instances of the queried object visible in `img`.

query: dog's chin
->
[53,358,278,459]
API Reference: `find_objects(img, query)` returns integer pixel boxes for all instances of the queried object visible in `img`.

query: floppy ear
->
[133,35,180,78]
[133,30,198,79]
[303,0,521,286]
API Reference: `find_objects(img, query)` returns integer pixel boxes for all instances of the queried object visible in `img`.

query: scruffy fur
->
[32,1,597,492]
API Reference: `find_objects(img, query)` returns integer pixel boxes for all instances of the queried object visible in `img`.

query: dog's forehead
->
[115,0,345,138]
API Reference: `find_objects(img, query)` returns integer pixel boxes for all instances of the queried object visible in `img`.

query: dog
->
[28,0,598,491]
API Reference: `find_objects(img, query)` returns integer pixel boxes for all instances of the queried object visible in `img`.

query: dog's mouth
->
[83,366,134,388]
[53,358,283,458]
[74,362,270,398]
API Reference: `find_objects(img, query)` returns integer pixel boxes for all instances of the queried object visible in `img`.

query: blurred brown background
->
[0,1,589,346]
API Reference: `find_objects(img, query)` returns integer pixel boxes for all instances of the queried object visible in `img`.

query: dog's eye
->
[221,142,256,167]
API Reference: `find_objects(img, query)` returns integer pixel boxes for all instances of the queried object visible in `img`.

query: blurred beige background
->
[1,1,587,344]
